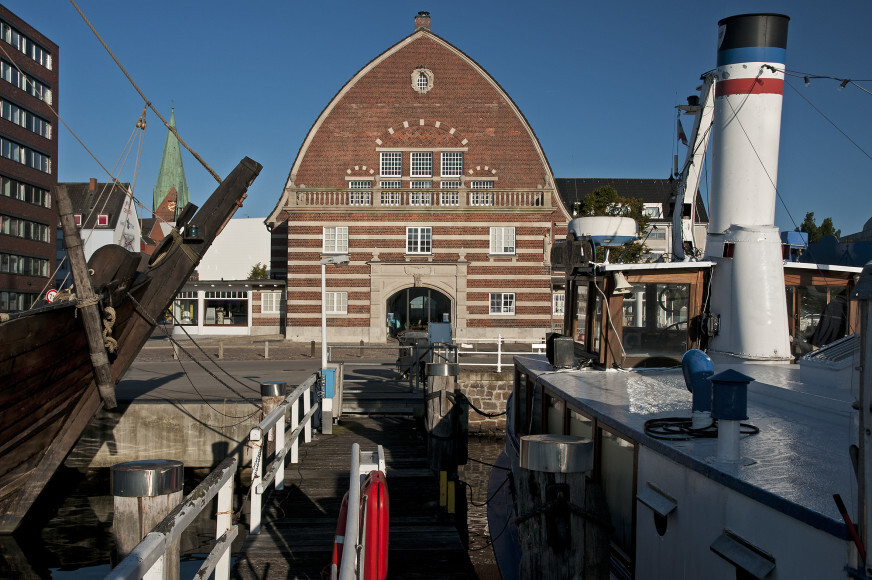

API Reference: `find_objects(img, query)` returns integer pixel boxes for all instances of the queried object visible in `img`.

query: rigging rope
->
[68,0,223,184]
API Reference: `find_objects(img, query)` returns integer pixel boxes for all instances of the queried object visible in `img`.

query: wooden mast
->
[56,185,117,409]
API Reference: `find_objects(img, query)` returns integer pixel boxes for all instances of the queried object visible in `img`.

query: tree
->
[573,185,650,263]
[247,262,269,279]
[797,212,841,244]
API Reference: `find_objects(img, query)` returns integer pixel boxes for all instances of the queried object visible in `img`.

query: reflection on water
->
[2,437,506,579]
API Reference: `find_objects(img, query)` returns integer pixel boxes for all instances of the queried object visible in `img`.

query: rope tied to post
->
[102,306,117,353]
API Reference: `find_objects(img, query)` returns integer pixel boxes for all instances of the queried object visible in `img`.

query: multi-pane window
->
[326,291,348,314]
[0,252,49,276]
[0,214,50,242]
[410,152,432,177]
[490,293,515,315]
[553,292,565,316]
[490,227,516,254]
[1,60,51,104]
[323,226,348,254]
[262,291,282,314]
[440,152,463,177]
[1,21,52,69]
[348,181,372,206]
[0,177,50,208]
[440,181,460,206]
[0,136,50,173]
[380,152,402,177]
[0,290,37,312]
[380,180,401,206]
[410,190,432,206]
[470,181,494,206]
[416,72,429,92]
[407,227,432,254]
[204,291,248,326]
[0,98,51,139]
[173,291,198,325]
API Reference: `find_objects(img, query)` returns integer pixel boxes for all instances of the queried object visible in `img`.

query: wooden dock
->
[234,415,478,579]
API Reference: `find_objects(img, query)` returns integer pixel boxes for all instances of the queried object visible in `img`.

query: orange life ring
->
[360,470,389,580]
[330,491,349,580]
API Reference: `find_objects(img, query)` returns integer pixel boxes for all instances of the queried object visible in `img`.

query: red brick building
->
[0,5,57,312]
[266,12,570,343]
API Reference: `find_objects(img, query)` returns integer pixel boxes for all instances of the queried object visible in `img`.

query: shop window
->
[204,290,248,326]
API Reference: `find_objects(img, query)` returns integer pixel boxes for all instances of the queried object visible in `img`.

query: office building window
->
[440,152,463,177]
[262,291,282,314]
[410,152,432,177]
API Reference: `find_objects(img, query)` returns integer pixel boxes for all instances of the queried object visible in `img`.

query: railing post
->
[290,398,300,464]
[303,383,312,443]
[111,460,183,579]
[215,474,234,580]
[249,429,264,534]
[261,382,286,460]
[497,334,503,373]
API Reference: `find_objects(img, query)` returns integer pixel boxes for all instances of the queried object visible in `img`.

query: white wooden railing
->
[107,456,238,580]
[249,373,320,534]
[107,373,322,579]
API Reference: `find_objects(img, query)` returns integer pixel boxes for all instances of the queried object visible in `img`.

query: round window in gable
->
[411,68,434,94]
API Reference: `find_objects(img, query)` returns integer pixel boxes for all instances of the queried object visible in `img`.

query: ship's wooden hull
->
[0,157,261,533]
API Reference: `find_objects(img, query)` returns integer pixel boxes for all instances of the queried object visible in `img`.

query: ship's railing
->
[456,335,548,372]
[106,456,238,580]
[287,187,550,209]
[249,373,320,534]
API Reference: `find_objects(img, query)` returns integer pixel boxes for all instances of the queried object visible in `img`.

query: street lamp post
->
[320,255,349,433]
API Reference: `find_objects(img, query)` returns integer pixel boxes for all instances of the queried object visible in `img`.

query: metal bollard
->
[111,459,184,579]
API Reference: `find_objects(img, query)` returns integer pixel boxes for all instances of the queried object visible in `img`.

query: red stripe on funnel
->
[716,78,784,97]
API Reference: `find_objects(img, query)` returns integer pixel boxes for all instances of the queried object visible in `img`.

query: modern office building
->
[0,5,57,312]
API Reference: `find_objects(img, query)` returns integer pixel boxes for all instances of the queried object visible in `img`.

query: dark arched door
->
[386,287,451,337]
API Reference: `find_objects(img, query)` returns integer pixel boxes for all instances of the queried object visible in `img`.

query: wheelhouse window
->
[410,152,432,177]
[490,292,515,315]
[204,290,248,326]
[325,291,347,314]
[440,152,463,177]
[620,282,689,358]
[407,227,432,254]
[380,152,402,177]
[490,227,515,254]
[323,226,348,254]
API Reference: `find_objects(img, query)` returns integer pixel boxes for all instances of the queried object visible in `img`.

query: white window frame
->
[410,152,432,177]
[553,292,565,316]
[409,190,432,206]
[97,214,109,227]
[490,227,515,254]
[490,292,515,315]
[262,291,282,314]
[323,226,348,254]
[325,291,347,314]
[406,226,432,254]
[440,152,463,177]
[643,203,663,218]
[380,152,402,177]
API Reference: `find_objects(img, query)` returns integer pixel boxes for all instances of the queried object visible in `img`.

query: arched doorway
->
[386,287,451,337]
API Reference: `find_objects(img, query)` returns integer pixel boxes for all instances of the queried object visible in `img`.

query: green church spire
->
[153,109,190,217]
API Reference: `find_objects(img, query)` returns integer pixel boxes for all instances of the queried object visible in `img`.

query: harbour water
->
[1,435,504,579]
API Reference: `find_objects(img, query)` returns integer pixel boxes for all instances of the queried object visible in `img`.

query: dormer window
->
[74,214,82,226]
[97,214,109,227]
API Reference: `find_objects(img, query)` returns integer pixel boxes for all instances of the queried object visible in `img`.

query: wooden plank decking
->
[234,415,477,579]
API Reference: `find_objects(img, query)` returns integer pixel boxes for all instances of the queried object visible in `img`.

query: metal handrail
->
[249,373,319,534]
[106,456,238,580]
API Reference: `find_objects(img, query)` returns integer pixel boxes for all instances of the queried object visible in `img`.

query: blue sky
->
[9,1,872,236]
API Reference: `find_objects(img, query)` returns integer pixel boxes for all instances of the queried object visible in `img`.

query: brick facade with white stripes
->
[266,12,570,343]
